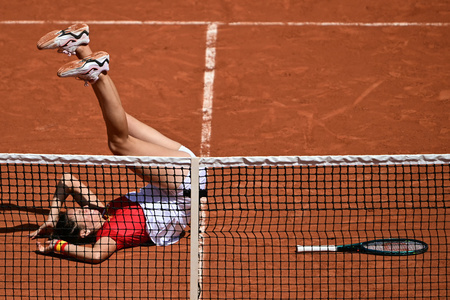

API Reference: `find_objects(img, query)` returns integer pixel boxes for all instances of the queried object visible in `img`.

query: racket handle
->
[297,245,337,252]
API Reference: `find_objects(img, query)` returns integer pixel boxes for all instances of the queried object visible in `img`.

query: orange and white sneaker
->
[37,23,90,56]
[57,51,110,85]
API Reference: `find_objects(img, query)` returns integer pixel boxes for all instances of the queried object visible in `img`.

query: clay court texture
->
[0,0,449,299]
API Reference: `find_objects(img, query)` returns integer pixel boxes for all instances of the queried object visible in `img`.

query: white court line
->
[1,20,450,26]
[197,23,218,299]
[200,23,218,158]
[228,21,450,27]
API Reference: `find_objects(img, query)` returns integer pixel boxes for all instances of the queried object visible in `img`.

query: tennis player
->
[29,24,206,263]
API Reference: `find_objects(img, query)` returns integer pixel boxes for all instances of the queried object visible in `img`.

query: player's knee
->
[108,139,128,156]
[61,173,74,183]
[59,173,77,188]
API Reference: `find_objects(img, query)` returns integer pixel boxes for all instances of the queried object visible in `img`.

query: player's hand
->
[36,239,58,254]
[29,215,58,239]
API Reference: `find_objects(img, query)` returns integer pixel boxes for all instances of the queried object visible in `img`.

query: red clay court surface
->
[0,0,449,299]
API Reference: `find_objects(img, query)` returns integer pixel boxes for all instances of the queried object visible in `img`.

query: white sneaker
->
[37,23,90,56]
[57,51,110,84]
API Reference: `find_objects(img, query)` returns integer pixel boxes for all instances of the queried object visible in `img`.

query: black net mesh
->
[0,154,448,299]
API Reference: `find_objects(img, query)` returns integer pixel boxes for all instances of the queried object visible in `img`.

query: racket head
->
[356,238,428,256]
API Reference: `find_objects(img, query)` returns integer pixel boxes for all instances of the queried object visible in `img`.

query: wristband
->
[54,240,68,253]
[60,242,69,253]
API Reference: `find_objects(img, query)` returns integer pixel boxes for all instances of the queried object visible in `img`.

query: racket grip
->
[297,245,337,252]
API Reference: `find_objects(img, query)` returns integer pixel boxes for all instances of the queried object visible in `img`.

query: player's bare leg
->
[39,25,191,188]
[75,45,184,152]
[65,46,189,188]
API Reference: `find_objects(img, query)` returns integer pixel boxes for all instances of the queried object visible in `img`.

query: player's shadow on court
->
[0,203,49,215]
[0,203,48,233]
[0,223,39,233]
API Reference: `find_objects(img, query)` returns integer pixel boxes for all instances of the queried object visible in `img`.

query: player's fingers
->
[28,228,41,239]
[36,240,53,253]
[36,241,44,252]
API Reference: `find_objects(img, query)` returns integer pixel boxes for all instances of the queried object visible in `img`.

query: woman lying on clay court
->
[29,24,206,263]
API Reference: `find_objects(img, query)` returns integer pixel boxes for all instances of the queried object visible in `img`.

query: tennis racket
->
[297,238,428,256]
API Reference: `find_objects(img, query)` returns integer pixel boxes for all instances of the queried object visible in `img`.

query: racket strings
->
[366,241,426,252]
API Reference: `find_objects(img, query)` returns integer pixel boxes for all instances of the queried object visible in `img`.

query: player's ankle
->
[76,45,93,59]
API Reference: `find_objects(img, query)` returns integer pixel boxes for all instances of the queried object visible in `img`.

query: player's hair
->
[51,212,95,245]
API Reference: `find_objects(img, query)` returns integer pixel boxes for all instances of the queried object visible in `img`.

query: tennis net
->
[0,153,448,299]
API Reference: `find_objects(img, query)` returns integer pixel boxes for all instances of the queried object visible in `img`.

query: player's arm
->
[36,236,117,264]
[57,173,105,209]
[30,173,104,239]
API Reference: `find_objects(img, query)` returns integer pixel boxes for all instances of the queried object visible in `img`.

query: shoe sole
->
[57,51,110,78]
[37,23,89,50]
